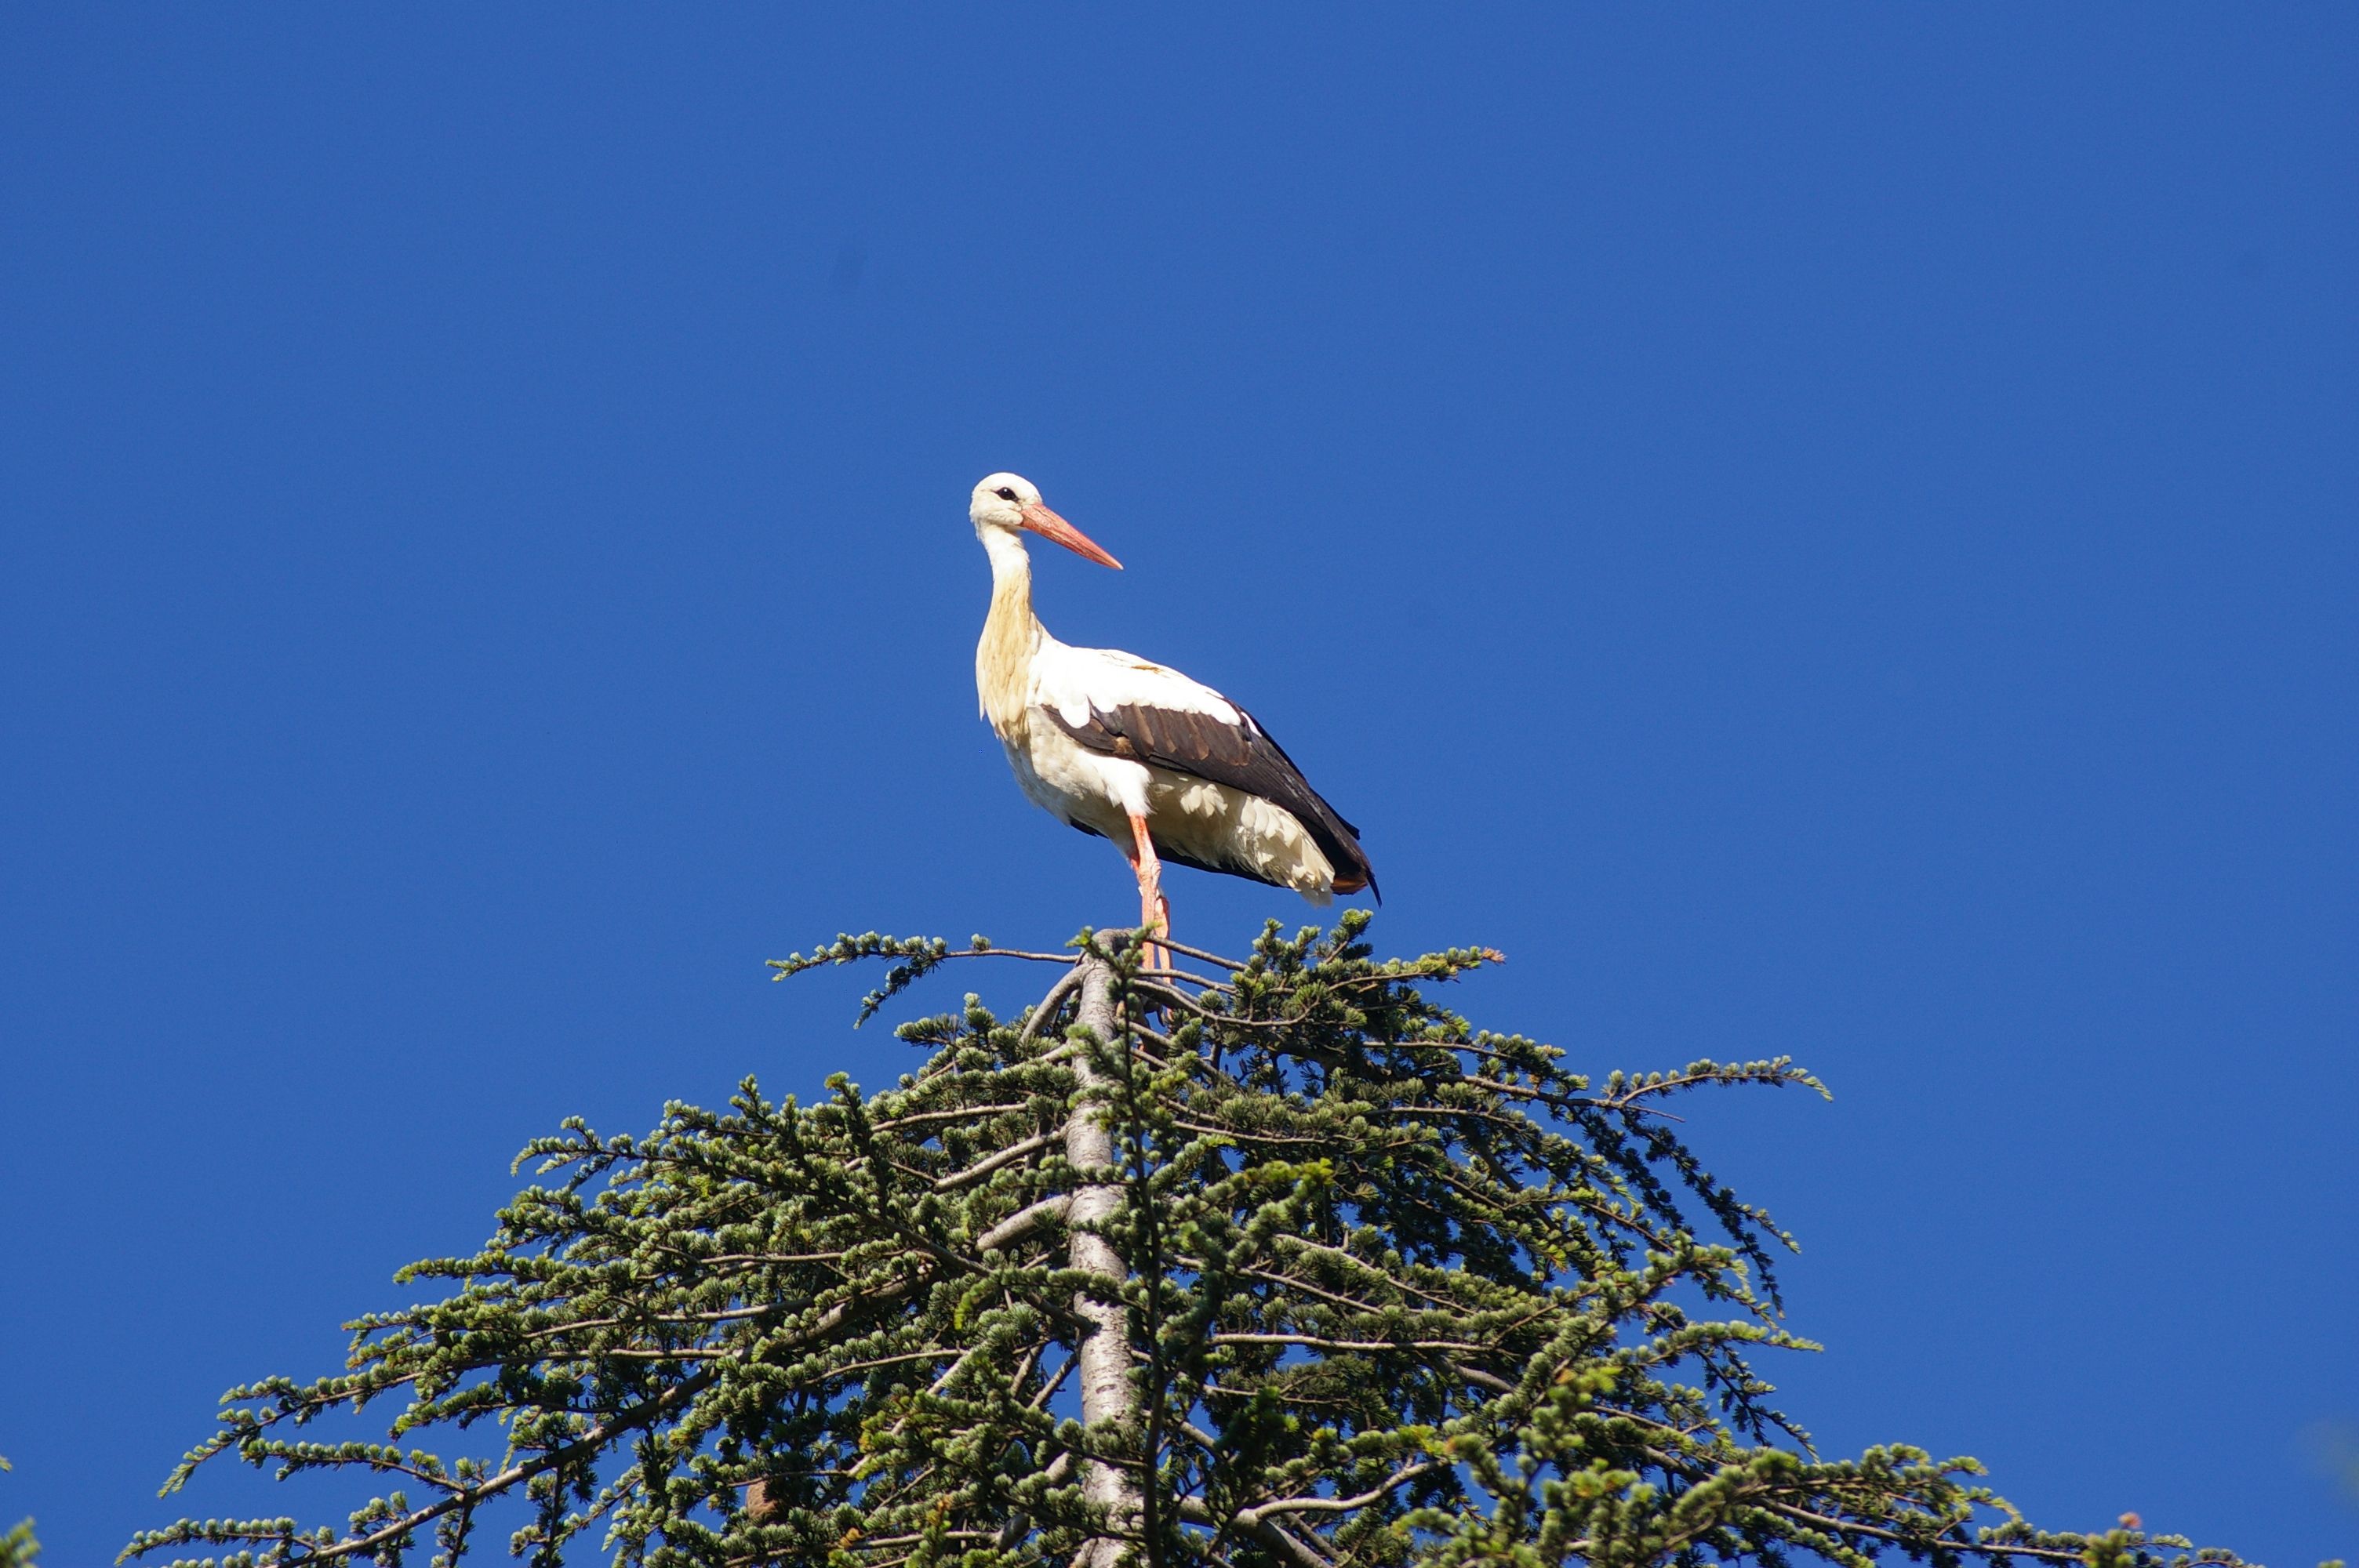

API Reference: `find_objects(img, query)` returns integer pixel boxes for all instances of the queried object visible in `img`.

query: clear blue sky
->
[2,8,2353,1563]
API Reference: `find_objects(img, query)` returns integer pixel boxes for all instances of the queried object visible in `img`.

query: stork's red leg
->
[1125,812,1171,971]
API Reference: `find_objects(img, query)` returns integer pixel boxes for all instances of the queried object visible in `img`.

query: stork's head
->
[970,472,1123,569]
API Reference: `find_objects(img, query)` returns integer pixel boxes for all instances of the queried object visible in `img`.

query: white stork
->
[970,472,1377,961]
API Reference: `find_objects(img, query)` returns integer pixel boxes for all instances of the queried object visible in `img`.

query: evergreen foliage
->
[0,1457,36,1568]
[129,918,2255,1568]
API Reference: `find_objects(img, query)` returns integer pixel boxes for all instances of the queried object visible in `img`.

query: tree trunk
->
[1066,957,1142,1568]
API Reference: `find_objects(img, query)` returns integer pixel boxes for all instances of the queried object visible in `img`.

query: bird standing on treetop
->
[970,472,1376,964]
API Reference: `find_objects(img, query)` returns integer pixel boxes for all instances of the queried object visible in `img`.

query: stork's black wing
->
[1044,700,1379,900]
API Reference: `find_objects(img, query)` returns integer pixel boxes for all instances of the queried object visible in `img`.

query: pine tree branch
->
[1241,1460,1449,1523]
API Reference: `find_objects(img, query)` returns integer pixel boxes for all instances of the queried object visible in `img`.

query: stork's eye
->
[995,487,1019,502]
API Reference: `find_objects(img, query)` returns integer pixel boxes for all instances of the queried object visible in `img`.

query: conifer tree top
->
[127,919,2263,1568]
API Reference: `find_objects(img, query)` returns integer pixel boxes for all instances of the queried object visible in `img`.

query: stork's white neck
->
[980,524,1035,593]
[977,526,1045,734]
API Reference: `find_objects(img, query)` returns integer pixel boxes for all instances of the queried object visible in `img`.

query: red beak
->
[1020,502,1124,570]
